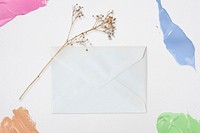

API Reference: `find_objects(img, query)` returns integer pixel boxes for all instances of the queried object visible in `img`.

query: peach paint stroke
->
[0,0,47,27]
[0,107,39,133]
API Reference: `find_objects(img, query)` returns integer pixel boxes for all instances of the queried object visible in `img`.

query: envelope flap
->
[52,46,146,87]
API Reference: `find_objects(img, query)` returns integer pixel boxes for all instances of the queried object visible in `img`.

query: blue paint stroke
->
[156,0,195,68]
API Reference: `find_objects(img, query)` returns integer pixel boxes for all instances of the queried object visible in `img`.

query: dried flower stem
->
[19,5,116,100]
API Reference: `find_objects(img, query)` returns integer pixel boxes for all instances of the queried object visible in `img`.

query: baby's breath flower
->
[72,4,84,19]
[19,4,116,100]
[93,10,116,39]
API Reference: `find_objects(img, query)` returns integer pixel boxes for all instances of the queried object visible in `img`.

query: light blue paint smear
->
[156,0,195,68]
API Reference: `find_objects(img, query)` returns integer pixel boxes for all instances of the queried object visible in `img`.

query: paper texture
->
[51,46,147,113]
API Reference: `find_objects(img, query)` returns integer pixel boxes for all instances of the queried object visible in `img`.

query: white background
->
[1,0,200,132]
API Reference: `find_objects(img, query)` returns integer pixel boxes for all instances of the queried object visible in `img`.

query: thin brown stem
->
[66,14,77,41]
[19,8,116,100]
[19,26,99,100]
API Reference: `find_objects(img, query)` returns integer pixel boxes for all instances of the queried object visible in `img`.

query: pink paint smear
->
[0,0,48,27]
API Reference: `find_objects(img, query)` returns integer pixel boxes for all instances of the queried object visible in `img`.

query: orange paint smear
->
[0,107,39,133]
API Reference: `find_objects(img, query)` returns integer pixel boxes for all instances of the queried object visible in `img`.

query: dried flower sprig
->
[92,11,116,39]
[19,4,116,100]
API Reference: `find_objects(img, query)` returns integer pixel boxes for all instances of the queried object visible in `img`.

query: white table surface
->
[1,0,200,132]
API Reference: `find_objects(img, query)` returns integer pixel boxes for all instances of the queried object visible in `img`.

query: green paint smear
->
[157,113,200,133]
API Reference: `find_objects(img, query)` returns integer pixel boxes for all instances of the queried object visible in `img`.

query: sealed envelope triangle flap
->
[115,49,147,105]
[52,46,146,88]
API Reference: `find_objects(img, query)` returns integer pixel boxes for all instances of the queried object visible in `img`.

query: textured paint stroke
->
[0,107,39,133]
[156,0,195,68]
[0,0,47,27]
[157,112,200,133]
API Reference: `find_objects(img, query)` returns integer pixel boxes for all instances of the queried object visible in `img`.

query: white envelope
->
[51,46,147,113]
